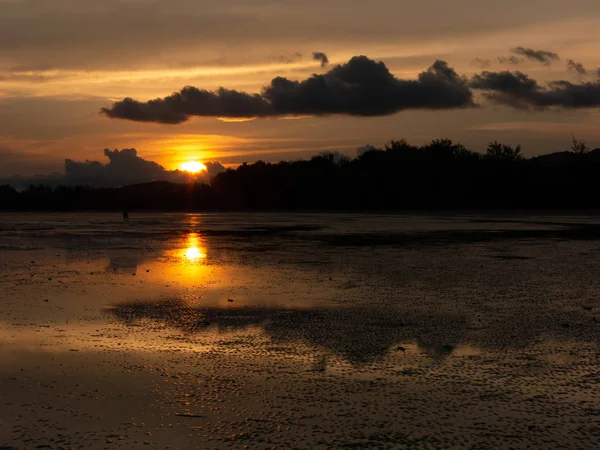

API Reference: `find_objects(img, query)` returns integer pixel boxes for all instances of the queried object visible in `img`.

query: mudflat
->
[1,212,600,449]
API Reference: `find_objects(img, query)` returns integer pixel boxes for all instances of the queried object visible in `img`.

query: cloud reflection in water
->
[105,298,474,365]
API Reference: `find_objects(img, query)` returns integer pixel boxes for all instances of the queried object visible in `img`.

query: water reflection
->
[105,292,600,366]
[106,299,474,365]
[129,232,216,287]
[180,233,207,262]
[22,214,600,367]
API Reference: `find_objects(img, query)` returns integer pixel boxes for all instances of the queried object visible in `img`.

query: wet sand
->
[1,212,600,449]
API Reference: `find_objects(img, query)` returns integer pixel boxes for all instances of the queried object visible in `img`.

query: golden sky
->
[1,0,599,177]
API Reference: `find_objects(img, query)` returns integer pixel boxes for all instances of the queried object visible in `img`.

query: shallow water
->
[1,212,600,449]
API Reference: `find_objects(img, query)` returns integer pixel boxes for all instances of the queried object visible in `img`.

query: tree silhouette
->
[571,135,589,156]
[485,141,522,162]
[2,137,600,211]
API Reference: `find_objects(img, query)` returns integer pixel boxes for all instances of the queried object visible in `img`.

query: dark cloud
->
[471,58,492,68]
[9,148,225,187]
[0,147,227,188]
[498,56,524,65]
[101,56,475,124]
[65,148,166,185]
[61,148,226,187]
[512,47,560,65]
[273,52,303,63]
[101,89,271,124]
[567,59,587,76]
[470,70,600,109]
[312,51,329,68]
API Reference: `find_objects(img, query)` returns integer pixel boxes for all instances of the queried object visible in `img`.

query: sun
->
[179,161,207,173]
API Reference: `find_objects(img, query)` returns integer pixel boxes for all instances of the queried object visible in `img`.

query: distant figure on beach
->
[122,211,129,221]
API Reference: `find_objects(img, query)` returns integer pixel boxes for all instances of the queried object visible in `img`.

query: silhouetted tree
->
[571,134,589,155]
[485,141,522,162]
[3,137,600,211]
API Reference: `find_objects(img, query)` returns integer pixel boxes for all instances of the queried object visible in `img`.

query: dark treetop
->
[2,138,600,211]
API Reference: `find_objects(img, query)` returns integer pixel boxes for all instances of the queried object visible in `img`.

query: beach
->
[1,212,600,449]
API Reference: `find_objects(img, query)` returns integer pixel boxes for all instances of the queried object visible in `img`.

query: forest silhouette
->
[2,137,600,211]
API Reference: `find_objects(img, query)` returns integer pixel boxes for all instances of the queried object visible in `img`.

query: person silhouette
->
[122,211,129,221]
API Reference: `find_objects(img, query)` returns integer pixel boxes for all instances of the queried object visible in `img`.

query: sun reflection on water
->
[181,233,206,262]
[184,247,204,261]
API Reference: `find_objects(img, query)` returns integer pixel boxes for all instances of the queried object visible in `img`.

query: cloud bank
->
[101,50,600,124]
[470,70,600,109]
[101,56,475,124]
[63,148,226,187]
[4,0,599,72]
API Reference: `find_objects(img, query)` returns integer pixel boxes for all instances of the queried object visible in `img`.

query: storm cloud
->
[101,56,475,124]
[470,70,600,109]
[312,52,329,67]
[512,47,560,65]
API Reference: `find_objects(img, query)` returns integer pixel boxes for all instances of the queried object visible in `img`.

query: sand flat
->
[1,212,600,449]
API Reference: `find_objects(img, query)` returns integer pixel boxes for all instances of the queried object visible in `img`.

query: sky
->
[1,0,600,181]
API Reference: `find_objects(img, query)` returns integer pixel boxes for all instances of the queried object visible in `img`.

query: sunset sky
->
[1,0,599,178]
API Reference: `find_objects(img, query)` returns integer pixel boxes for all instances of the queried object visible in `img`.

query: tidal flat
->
[1,212,600,449]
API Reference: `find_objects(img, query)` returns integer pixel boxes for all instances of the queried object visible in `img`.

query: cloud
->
[203,161,228,176]
[0,72,67,83]
[101,89,271,124]
[0,147,228,188]
[273,52,303,63]
[470,70,600,109]
[567,59,587,76]
[471,58,492,68]
[0,146,61,177]
[511,47,560,65]
[312,52,329,68]
[63,148,226,187]
[101,56,475,124]
[470,71,539,109]
[3,0,598,72]
[498,56,524,65]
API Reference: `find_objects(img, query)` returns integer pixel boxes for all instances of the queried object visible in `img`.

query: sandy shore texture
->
[1,212,600,449]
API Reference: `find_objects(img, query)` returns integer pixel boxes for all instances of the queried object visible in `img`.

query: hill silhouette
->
[2,138,600,211]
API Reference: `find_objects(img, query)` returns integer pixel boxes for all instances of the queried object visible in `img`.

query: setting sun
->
[179,161,207,173]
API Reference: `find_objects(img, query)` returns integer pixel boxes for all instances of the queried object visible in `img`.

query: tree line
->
[2,137,600,211]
